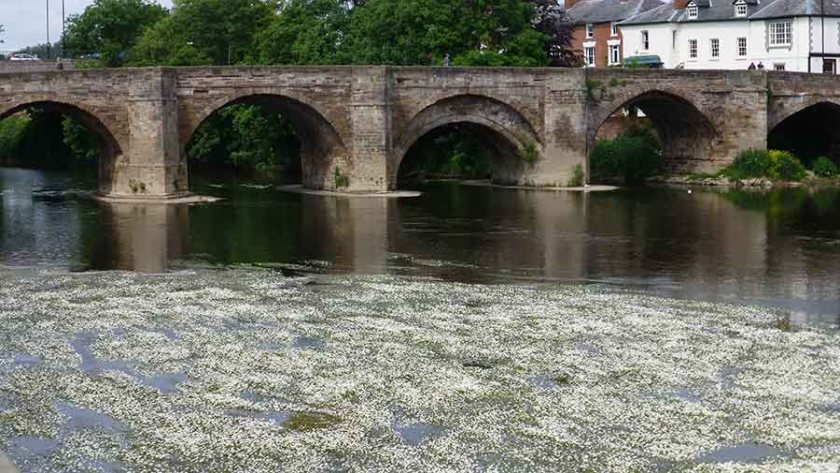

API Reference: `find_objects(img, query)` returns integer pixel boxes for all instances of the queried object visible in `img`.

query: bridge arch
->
[591,90,716,175]
[182,93,349,190]
[769,101,840,165]
[0,100,125,194]
[393,94,541,189]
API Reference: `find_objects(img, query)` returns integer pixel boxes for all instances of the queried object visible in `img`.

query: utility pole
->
[46,0,51,60]
[61,0,65,59]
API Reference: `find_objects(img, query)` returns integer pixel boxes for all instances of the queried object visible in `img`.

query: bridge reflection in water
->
[1,168,839,323]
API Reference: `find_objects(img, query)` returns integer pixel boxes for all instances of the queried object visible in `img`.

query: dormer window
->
[735,1,748,17]
[586,24,594,38]
[687,4,699,20]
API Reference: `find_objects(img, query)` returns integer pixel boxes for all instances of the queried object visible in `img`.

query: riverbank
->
[1,267,838,472]
[654,173,840,189]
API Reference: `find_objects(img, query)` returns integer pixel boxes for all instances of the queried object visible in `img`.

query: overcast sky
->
[0,0,173,51]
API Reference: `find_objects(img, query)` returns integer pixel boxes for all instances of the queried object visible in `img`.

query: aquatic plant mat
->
[1,268,838,472]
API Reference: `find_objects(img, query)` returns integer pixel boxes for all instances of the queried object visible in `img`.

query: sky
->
[0,0,173,51]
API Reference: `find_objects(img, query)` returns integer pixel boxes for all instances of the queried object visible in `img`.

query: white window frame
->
[689,39,698,59]
[710,38,720,59]
[610,22,619,37]
[609,44,621,65]
[586,24,594,39]
[768,20,792,47]
[584,46,596,67]
[687,4,699,20]
[641,30,650,51]
[737,37,748,57]
[735,1,747,18]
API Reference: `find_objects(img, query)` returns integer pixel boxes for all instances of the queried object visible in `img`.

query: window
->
[774,63,786,71]
[769,20,792,47]
[710,38,720,58]
[689,39,698,59]
[611,23,619,37]
[609,44,621,65]
[584,46,595,67]
[586,24,594,38]
[738,37,748,56]
[735,1,747,17]
[687,5,699,20]
[641,30,650,50]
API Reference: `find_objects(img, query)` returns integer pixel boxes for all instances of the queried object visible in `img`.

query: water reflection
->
[91,203,188,273]
[1,168,840,323]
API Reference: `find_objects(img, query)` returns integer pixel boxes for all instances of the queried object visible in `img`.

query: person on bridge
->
[748,62,756,70]
[443,54,451,67]
[757,62,765,70]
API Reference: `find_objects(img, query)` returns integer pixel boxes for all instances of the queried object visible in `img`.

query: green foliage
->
[133,0,276,66]
[0,109,101,168]
[187,105,301,174]
[812,156,839,178]
[62,119,100,165]
[334,167,349,188]
[590,124,662,185]
[63,0,168,66]
[767,150,806,182]
[585,79,602,102]
[519,141,539,163]
[341,0,548,66]
[722,149,807,182]
[567,164,584,187]
[131,16,212,66]
[398,127,491,182]
[256,0,349,65]
[0,115,32,163]
[723,149,770,179]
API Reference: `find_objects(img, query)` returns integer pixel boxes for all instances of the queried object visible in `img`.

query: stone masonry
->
[0,66,836,198]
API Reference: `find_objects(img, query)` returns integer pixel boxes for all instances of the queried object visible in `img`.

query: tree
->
[134,0,276,66]
[63,0,168,66]
[256,0,350,65]
[342,0,548,66]
[131,16,212,66]
[530,0,581,67]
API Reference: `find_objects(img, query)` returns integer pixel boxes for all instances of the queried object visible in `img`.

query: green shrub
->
[767,150,806,181]
[812,156,839,178]
[724,149,770,179]
[590,125,662,185]
[333,167,349,189]
[723,149,807,182]
[567,164,585,187]
[519,141,539,164]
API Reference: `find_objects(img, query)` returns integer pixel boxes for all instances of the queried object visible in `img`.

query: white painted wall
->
[621,16,840,73]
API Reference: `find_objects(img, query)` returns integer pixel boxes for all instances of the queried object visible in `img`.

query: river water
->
[2,167,839,324]
[1,167,840,471]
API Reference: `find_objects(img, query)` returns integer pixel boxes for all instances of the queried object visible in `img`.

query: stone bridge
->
[1,66,838,198]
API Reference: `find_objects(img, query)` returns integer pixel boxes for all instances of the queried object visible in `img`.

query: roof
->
[624,54,664,65]
[620,0,840,26]
[567,0,670,25]
[750,0,840,19]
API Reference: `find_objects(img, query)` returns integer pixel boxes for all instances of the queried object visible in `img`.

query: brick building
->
[566,0,668,68]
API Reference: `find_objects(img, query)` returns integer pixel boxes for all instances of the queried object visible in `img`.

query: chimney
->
[673,0,688,9]
[565,0,580,9]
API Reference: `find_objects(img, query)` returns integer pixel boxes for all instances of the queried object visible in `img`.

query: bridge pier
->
[110,69,189,199]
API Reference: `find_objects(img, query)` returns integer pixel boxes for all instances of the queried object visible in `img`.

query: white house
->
[619,0,840,74]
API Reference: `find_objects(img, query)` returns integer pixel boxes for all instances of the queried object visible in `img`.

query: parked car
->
[9,53,41,62]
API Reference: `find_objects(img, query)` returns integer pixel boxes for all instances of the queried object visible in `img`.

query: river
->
[1,167,839,471]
